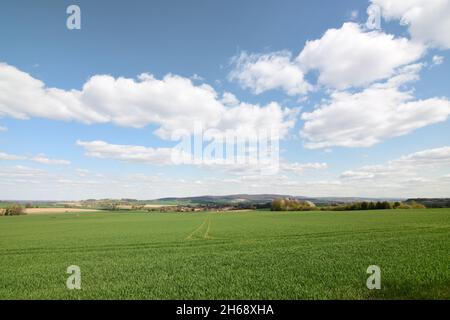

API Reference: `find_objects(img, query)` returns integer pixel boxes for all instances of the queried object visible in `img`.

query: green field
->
[0,209,449,299]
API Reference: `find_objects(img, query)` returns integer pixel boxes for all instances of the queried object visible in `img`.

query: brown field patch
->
[143,204,177,208]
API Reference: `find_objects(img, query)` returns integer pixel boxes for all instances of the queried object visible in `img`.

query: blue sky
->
[0,0,449,200]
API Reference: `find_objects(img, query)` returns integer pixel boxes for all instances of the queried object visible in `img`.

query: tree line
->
[271,198,426,211]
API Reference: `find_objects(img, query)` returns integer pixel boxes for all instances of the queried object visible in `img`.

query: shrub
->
[4,204,25,216]
[397,201,426,209]
[408,201,426,209]
[271,199,285,211]
[271,198,316,211]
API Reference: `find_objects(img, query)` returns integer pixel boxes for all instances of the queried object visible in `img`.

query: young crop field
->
[0,209,449,299]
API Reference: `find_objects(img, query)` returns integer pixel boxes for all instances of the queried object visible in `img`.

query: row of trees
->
[326,201,425,211]
[271,199,426,211]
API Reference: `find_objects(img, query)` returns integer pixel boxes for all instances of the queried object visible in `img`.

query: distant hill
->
[156,194,403,206]
[157,194,292,205]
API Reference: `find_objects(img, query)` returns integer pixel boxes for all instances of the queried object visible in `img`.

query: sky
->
[0,0,450,200]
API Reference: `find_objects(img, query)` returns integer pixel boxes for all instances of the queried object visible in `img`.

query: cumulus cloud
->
[76,140,176,165]
[432,55,444,66]
[76,139,326,177]
[0,152,26,161]
[281,162,327,174]
[0,165,45,179]
[300,64,450,149]
[228,51,312,95]
[341,146,450,182]
[336,146,450,197]
[0,151,70,165]
[372,0,450,49]
[30,154,71,165]
[229,23,424,93]
[0,63,297,141]
[297,23,425,89]
[0,126,7,132]
[0,147,448,199]
[76,139,266,170]
[394,146,450,166]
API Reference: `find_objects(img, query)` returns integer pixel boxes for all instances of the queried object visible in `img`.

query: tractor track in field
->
[185,215,209,240]
[204,216,211,239]
[185,215,215,240]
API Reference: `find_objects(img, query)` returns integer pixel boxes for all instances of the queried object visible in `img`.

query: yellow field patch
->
[24,208,101,214]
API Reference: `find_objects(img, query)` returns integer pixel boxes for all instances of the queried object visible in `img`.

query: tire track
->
[204,216,211,239]
[185,216,209,240]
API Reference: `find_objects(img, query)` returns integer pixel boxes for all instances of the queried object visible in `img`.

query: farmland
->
[0,209,449,299]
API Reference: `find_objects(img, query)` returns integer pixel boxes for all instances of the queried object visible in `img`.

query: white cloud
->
[76,168,90,177]
[190,73,204,81]
[0,165,45,179]
[0,126,7,132]
[228,51,312,95]
[336,146,450,197]
[0,152,26,161]
[0,151,70,165]
[372,0,450,49]
[341,146,450,181]
[205,160,327,177]
[432,55,444,66]
[76,140,176,165]
[297,22,425,89]
[300,64,450,148]
[76,140,268,172]
[340,146,450,188]
[0,62,297,141]
[221,92,240,106]
[76,139,327,178]
[0,148,448,199]
[394,146,450,166]
[229,23,425,93]
[281,162,327,174]
[30,154,71,165]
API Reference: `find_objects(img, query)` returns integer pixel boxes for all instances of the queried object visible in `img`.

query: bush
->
[408,200,426,209]
[4,204,26,216]
[397,201,426,209]
[271,199,285,211]
[271,198,316,211]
